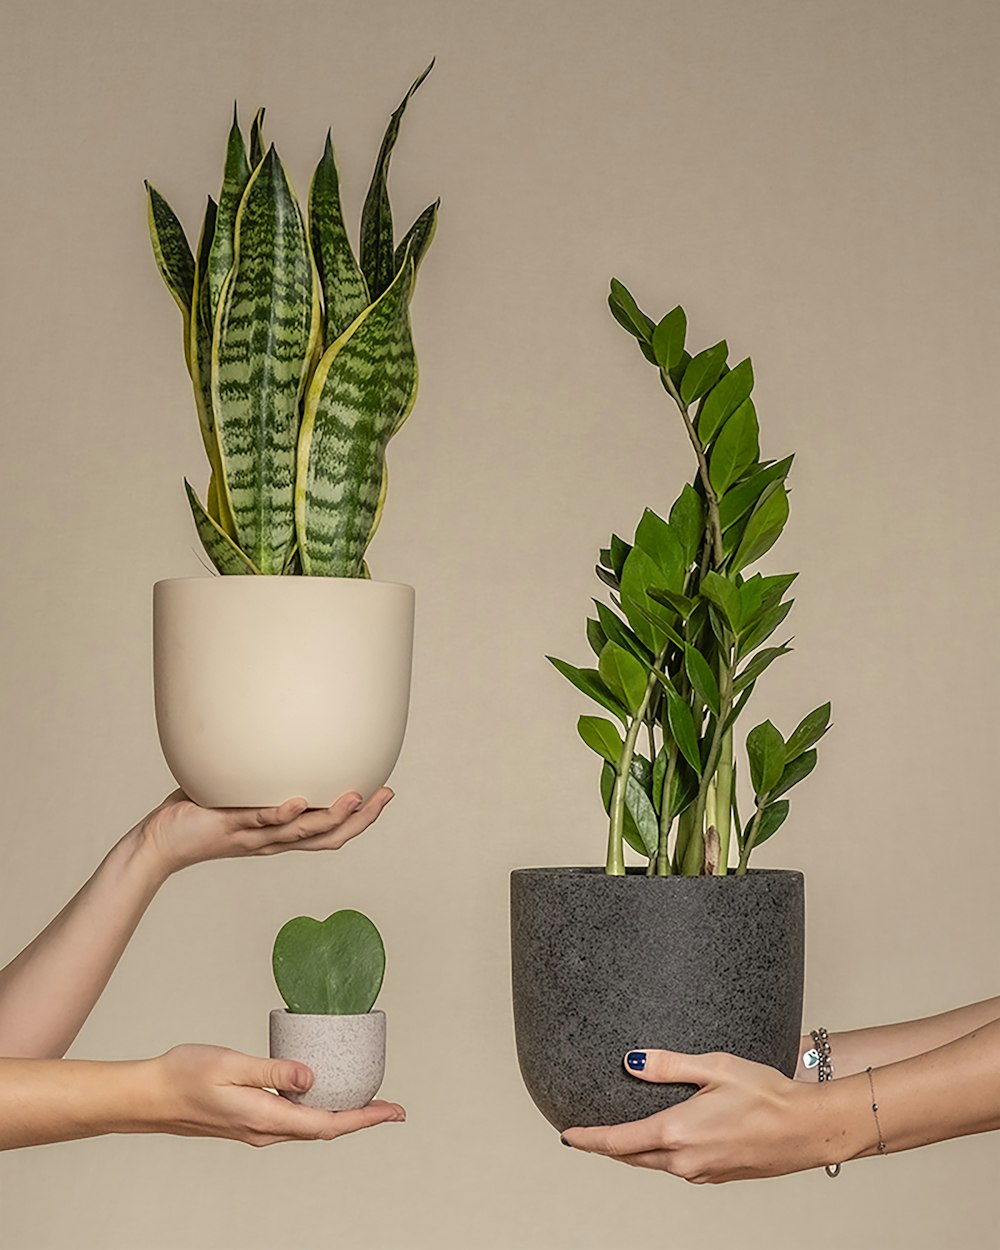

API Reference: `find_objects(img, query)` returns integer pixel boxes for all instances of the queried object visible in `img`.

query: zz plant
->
[549,280,831,877]
[145,64,438,577]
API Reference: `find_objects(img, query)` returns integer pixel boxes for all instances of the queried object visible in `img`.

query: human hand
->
[137,786,395,877]
[146,1044,405,1146]
[560,1049,854,1183]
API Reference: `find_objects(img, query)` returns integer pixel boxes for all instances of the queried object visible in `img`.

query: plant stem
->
[661,369,724,568]
[674,805,699,874]
[607,647,669,876]
[714,730,733,874]
[736,790,771,875]
[656,746,679,876]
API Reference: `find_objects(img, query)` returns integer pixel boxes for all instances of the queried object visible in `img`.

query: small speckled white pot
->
[269,1010,385,1110]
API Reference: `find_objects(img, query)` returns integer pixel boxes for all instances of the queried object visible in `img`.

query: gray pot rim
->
[269,1008,385,1022]
[510,866,802,882]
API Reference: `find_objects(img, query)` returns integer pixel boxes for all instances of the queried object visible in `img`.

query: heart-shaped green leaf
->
[272,910,385,1015]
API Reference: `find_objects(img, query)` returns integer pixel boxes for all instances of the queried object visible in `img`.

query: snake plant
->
[145,64,438,577]
[549,281,832,877]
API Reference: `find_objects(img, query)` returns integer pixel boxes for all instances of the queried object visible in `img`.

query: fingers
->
[229,1052,315,1095]
[621,1048,723,1087]
[248,1096,406,1146]
[561,1111,675,1157]
[255,788,395,854]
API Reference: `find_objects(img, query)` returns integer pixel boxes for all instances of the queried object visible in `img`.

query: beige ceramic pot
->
[153,576,414,807]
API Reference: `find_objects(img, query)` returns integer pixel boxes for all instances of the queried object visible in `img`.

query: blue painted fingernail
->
[560,1136,572,1147]
[626,1051,647,1071]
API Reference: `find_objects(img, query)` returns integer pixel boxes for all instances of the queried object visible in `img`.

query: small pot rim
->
[269,1007,385,1022]
[155,576,414,591]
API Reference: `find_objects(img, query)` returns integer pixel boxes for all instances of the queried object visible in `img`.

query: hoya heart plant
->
[145,63,438,578]
[272,908,385,1015]
[548,280,832,877]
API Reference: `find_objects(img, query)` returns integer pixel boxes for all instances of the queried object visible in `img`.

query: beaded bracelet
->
[803,1027,841,1176]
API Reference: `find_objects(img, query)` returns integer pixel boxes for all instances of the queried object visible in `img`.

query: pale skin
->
[560,995,1000,1182]
[0,786,405,1150]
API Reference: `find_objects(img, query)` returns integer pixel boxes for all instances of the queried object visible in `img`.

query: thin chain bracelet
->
[866,1066,887,1155]
[803,1028,841,1177]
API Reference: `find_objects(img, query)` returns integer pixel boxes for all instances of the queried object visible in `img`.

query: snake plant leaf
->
[273,910,385,1015]
[212,145,320,574]
[249,107,266,168]
[183,479,260,575]
[207,104,251,327]
[190,198,220,453]
[394,198,440,281]
[310,131,371,347]
[296,252,417,577]
[145,182,195,329]
[360,60,434,301]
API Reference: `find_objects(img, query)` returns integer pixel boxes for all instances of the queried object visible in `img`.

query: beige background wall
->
[1,0,998,1246]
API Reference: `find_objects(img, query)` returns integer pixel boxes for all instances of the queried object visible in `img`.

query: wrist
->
[801,1073,877,1169]
[121,818,176,888]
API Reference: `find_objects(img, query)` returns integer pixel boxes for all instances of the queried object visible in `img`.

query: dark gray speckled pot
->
[510,867,804,1130]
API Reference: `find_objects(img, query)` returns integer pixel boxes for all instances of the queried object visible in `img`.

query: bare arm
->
[0,787,392,1058]
[562,1017,1000,1182]
[0,1046,404,1151]
[796,995,1000,1081]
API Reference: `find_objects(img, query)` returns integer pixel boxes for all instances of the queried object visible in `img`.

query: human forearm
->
[0,824,168,1058]
[0,1056,155,1149]
[798,995,1000,1080]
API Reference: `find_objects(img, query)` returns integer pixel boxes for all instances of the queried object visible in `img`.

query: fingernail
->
[291,1067,311,1090]
[626,1051,647,1072]
[560,1136,573,1148]
[347,794,363,812]
[383,789,395,803]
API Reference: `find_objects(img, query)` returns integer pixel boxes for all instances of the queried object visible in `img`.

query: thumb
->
[231,1052,315,1093]
[623,1048,721,1087]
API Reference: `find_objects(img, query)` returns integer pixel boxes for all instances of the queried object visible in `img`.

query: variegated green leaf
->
[184,479,260,575]
[249,107,266,168]
[145,182,195,330]
[296,251,417,576]
[360,60,434,300]
[394,198,439,282]
[309,131,370,347]
[212,146,320,574]
[207,104,251,326]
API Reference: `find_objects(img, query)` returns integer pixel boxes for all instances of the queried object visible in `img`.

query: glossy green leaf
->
[360,61,434,300]
[620,548,686,652]
[733,644,792,694]
[608,278,654,340]
[610,534,633,579]
[633,508,685,587]
[770,748,817,801]
[647,587,697,618]
[737,598,794,659]
[699,570,742,634]
[547,657,629,724]
[784,702,832,761]
[586,617,608,658]
[680,340,728,404]
[709,399,759,496]
[207,106,251,326]
[750,799,790,848]
[272,909,385,1015]
[577,715,624,765]
[731,482,789,572]
[747,720,786,797]
[309,131,371,347]
[685,645,721,717]
[669,483,705,567]
[599,641,648,713]
[212,147,319,574]
[697,357,753,443]
[594,601,652,663]
[758,571,799,607]
[651,305,687,370]
[666,690,701,772]
[718,456,793,531]
[600,759,654,856]
[296,250,416,576]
